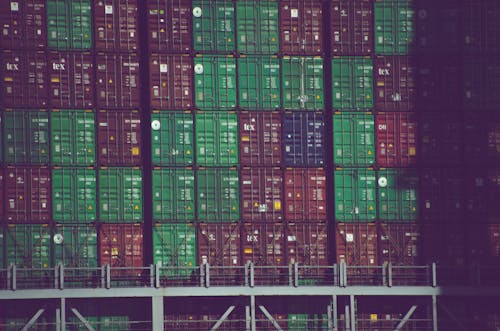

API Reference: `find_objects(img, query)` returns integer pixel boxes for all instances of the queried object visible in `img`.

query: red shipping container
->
[335,223,377,266]
[286,222,328,266]
[330,0,373,55]
[376,112,417,167]
[94,0,139,51]
[99,223,143,276]
[0,0,46,50]
[464,113,500,165]
[420,112,462,165]
[239,111,282,166]
[1,51,48,107]
[375,56,415,111]
[150,54,193,109]
[240,167,283,222]
[4,166,51,223]
[147,0,192,52]
[95,53,140,108]
[198,223,241,267]
[279,1,323,55]
[465,168,500,223]
[284,168,327,221]
[421,223,465,266]
[48,52,94,108]
[242,222,285,266]
[97,110,141,166]
[378,223,420,265]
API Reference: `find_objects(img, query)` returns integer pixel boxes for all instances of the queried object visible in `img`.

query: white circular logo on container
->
[378,177,388,187]
[151,120,161,130]
[53,233,64,245]
[194,63,204,74]
[193,7,202,17]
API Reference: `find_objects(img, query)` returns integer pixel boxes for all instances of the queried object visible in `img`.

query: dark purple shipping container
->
[280,1,323,55]
[239,111,282,166]
[198,223,241,268]
[284,168,327,221]
[375,56,415,111]
[94,0,139,51]
[422,222,465,267]
[378,223,420,266]
[1,51,48,107]
[0,0,46,50]
[336,223,377,266]
[465,168,500,223]
[242,222,285,266]
[464,113,500,165]
[150,54,193,109]
[48,52,94,108]
[0,172,3,220]
[463,0,500,54]
[286,222,328,266]
[240,167,283,222]
[4,166,51,223]
[331,0,373,55]
[147,0,191,52]
[96,53,140,108]
[97,110,141,166]
[420,112,462,165]
[468,224,500,265]
[376,112,417,167]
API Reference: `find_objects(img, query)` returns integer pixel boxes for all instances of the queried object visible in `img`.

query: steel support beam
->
[350,295,356,331]
[250,295,256,331]
[259,305,283,331]
[440,301,468,331]
[210,306,235,331]
[56,309,61,331]
[60,298,66,331]
[152,296,164,331]
[245,306,251,331]
[22,309,45,331]
[71,308,96,331]
[332,295,338,331]
[394,305,417,331]
[345,305,350,331]
[432,296,438,331]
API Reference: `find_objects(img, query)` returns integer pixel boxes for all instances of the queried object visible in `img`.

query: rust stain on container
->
[284,168,327,221]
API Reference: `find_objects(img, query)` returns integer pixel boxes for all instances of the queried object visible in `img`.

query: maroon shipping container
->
[286,222,328,266]
[48,52,94,108]
[1,51,48,107]
[335,223,377,266]
[468,224,500,264]
[422,223,465,266]
[242,222,285,266]
[284,168,327,221]
[330,0,373,55]
[0,0,46,50]
[97,110,141,166]
[198,223,241,268]
[0,172,3,220]
[420,112,462,165]
[95,53,140,108]
[279,1,323,55]
[240,167,283,222]
[150,54,193,109]
[375,56,415,111]
[420,168,464,223]
[375,112,417,167]
[94,0,139,51]
[378,223,420,265]
[465,168,500,223]
[4,166,51,223]
[147,0,191,52]
[99,223,143,276]
[464,113,500,165]
[239,111,282,166]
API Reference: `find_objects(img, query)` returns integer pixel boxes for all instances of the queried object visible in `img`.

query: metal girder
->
[259,305,283,331]
[345,305,350,331]
[250,296,256,331]
[60,298,66,331]
[21,309,45,331]
[71,308,96,331]
[152,296,164,331]
[432,296,438,331]
[350,295,356,331]
[210,306,235,331]
[394,305,418,331]
[440,302,468,331]
[245,306,251,331]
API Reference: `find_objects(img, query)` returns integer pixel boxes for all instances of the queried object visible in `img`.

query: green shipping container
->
[98,168,143,222]
[47,0,93,49]
[153,223,197,277]
[52,168,97,223]
[3,110,49,164]
[53,224,97,268]
[238,56,280,110]
[377,168,418,221]
[68,316,129,331]
[151,112,194,166]
[332,57,374,110]
[152,168,195,222]
[196,112,238,166]
[51,109,95,166]
[374,0,415,54]
[282,57,324,110]
[194,56,237,110]
[6,224,51,268]
[197,168,239,221]
[192,0,235,52]
[335,168,377,222]
[236,1,279,54]
[333,112,375,166]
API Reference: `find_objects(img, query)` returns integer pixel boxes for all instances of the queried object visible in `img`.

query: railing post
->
[149,264,154,287]
[11,264,17,291]
[105,264,111,289]
[333,263,338,286]
[249,262,255,288]
[432,263,437,287]
[340,261,346,287]
[288,264,293,286]
[101,265,106,288]
[155,263,161,288]
[54,264,59,289]
[387,263,393,287]
[244,262,249,286]
[205,263,210,288]
[59,263,64,290]
[200,264,205,287]
[294,263,299,287]
[382,263,387,286]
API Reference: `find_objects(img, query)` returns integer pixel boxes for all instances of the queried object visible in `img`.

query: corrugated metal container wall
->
[240,167,283,222]
[6,224,51,268]
[238,56,280,110]
[95,53,141,108]
[4,166,51,223]
[0,228,3,267]
[422,222,465,267]
[332,57,373,110]
[417,57,460,110]
[463,56,500,111]
[192,0,235,53]
[48,51,94,108]
[1,51,48,108]
[236,1,279,55]
[282,112,324,167]
[377,168,418,221]
[374,55,415,111]
[197,168,239,222]
[97,110,141,166]
[0,172,3,222]
[150,54,193,110]
[50,109,96,166]
[334,168,376,222]
[239,111,281,166]
[53,224,98,268]
[94,0,139,51]
[420,112,462,166]
[52,167,97,223]
[147,0,192,53]
[279,1,323,55]
[0,0,47,50]
[3,109,49,164]
[465,168,500,223]
[374,0,414,55]
[335,223,377,267]
[464,113,500,165]
[47,0,92,50]
[378,223,420,265]
[198,223,240,268]
[331,0,373,56]
[286,223,328,267]
[462,0,500,54]
[242,222,285,266]
[151,111,194,166]
[284,168,327,221]
[468,224,500,265]
[152,168,195,222]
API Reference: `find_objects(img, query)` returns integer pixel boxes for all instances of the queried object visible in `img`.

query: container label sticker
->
[291,8,299,18]
[11,2,19,11]
[160,64,168,73]
[105,5,113,14]
[346,233,354,242]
